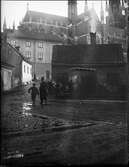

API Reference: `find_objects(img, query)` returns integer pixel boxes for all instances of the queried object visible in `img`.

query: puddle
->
[22,102,32,111]
[3,150,24,159]
[22,103,32,117]
[3,102,116,135]
[22,110,32,117]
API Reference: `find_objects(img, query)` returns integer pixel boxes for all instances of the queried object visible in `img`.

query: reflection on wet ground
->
[1,87,128,165]
[2,98,127,135]
[3,150,24,160]
[22,102,32,117]
[2,101,98,135]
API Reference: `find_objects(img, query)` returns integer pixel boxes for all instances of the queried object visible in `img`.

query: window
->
[27,66,29,74]
[30,67,32,74]
[24,65,26,73]
[25,51,31,58]
[38,52,43,60]
[38,42,43,48]
[26,41,31,47]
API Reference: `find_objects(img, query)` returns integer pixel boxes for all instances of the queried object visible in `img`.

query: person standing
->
[28,83,39,105]
[39,77,48,105]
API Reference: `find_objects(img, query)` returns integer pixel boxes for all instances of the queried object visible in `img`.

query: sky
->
[1,0,106,31]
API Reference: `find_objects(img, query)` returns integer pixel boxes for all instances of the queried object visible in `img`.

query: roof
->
[1,62,15,69]
[23,10,68,23]
[7,42,32,65]
[7,29,63,43]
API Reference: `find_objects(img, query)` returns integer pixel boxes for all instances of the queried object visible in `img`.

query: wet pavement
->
[1,85,128,165]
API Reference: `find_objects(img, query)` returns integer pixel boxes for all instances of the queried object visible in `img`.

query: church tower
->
[84,0,88,14]
[107,0,125,28]
[67,0,78,44]
[68,0,77,25]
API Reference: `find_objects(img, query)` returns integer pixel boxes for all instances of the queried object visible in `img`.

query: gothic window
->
[26,41,31,47]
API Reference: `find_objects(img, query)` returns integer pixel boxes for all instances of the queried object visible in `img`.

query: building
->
[6,28,63,80]
[52,44,127,99]
[4,10,69,80]
[4,1,103,80]
[1,34,32,92]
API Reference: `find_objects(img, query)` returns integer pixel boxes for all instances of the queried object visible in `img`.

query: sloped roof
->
[7,42,32,65]
[7,29,63,43]
[23,10,68,23]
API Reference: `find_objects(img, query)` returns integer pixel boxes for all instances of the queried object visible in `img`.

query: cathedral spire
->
[27,2,29,12]
[84,0,88,13]
[92,1,94,9]
[100,0,104,24]
[68,0,77,24]
[105,0,109,12]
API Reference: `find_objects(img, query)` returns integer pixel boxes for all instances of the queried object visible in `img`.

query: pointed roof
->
[100,0,104,23]
[7,29,64,43]
[27,2,29,12]
[23,10,68,23]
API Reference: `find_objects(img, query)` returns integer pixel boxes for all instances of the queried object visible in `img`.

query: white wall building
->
[22,60,32,84]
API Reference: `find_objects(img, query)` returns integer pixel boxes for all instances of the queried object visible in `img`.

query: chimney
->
[90,32,96,45]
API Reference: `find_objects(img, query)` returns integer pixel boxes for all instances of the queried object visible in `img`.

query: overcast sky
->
[1,0,105,31]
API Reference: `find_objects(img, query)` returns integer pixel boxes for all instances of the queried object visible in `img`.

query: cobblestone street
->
[1,85,128,165]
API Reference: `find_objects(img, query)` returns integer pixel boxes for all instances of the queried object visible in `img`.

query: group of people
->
[28,77,73,105]
[28,77,48,105]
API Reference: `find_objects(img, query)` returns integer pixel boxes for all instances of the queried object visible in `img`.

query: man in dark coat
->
[39,77,48,105]
[28,83,39,105]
